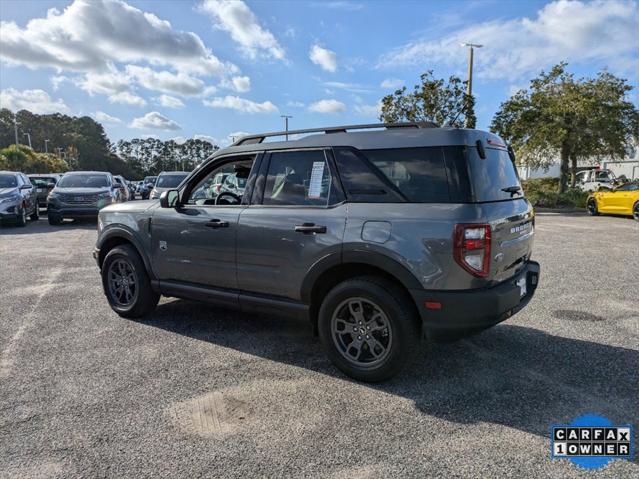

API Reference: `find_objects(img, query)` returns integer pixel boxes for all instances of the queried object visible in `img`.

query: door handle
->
[205,219,229,228]
[294,223,327,234]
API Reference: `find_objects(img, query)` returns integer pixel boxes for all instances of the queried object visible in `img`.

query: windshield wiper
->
[501,185,522,196]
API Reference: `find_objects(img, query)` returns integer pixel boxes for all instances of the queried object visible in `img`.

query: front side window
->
[186,157,254,206]
[0,174,18,188]
[263,150,331,206]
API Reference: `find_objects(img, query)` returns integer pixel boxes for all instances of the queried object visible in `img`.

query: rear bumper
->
[410,260,540,333]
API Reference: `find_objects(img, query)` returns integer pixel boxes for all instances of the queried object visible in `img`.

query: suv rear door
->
[236,149,346,301]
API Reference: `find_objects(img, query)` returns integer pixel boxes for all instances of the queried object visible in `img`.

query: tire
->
[101,244,160,318]
[318,276,420,382]
[16,206,27,227]
[48,212,62,225]
[587,198,598,216]
[30,204,39,221]
[633,202,639,222]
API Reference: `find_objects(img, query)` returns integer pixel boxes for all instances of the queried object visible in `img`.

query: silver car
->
[149,171,189,200]
[94,122,540,382]
[0,171,39,226]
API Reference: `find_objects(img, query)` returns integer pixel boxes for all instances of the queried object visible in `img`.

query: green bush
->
[521,178,587,208]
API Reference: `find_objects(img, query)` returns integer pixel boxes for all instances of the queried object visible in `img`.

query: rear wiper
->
[501,185,522,196]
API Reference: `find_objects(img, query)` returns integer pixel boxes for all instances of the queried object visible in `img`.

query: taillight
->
[454,224,491,277]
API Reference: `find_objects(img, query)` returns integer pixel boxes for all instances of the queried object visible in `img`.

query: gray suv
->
[94,123,540,381]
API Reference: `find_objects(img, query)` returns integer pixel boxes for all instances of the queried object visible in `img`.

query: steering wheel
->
[215,191,241,205]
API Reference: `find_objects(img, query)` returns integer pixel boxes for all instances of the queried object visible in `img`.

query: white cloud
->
[286,100,305,108]
[203,95,278,113]
[126,65,205,96]
[77,66,131,96]
[308,99,346,114]
[156,94,185,108]
[377,0,639,80]
[323,81,371,93]
[354,102,381,117]
[220,75,251,93]
[169,136,187,144]
[309,44,337,72]
[199,0,285,61]
[93,111,122,124]
[130,111,181,130]
[315,1,364,11]
[0,0,237,76]
[51,75,68,91]
[380,78,404,89]
[193,134,218,144]
[108,91,147,107]
[0,88,69,114]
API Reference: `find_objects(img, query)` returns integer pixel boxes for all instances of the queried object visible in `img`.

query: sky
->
[0,0,638,148]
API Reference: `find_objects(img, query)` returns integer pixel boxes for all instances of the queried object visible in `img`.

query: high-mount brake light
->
[453,224,491,277]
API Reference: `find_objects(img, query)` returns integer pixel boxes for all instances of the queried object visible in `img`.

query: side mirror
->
[20,184,32,190]
[160,189,179,208]
[47,183,55,190]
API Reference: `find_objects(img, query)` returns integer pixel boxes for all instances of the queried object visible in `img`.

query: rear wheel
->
[587,198,598,216]
[102,244,159,318]
[633,202,639,222]
[318,276,420,382]
[30,204,39,221]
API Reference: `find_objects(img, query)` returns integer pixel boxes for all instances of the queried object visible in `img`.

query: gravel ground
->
[0,212,638,478]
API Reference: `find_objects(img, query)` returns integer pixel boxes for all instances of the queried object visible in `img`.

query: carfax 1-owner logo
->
[551,414,635,470]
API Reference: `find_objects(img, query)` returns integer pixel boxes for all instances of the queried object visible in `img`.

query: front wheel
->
[48,212,62,225]
[587,198,599,216]
[318,276,420,382]
[16,206,27,227]
[633,202,639,222]
[102,244,160,318]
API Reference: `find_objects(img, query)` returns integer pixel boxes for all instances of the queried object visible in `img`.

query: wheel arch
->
[302,252,422,335]
[97,227,155,279]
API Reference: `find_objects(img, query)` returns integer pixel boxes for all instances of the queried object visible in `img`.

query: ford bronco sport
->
[94,123,540,382]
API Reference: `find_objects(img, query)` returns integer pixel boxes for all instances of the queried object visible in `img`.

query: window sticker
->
[308,161,325,199]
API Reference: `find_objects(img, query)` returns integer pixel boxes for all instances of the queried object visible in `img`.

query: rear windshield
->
[156,174,187,188]
[29,176,57,184]
[468,147,522,202]
[0,174,18,188]
[57,174,110,188]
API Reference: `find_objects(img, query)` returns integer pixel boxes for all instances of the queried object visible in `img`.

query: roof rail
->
[231,121,438,146]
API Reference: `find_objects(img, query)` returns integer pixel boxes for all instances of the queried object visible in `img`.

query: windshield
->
[57,174,110,188]
[156,174,187,188]
[0,174,18,188]
[144,176,157,185]
[468,147,522,202]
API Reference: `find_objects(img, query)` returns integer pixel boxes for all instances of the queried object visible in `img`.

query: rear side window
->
[468,147,522,202]
[361,147,450,203]
[263,150,331,206]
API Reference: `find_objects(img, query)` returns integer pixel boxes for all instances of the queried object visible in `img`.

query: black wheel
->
[48,212,62,225]
[587,198,598,216]
[102,244,159,318]
[633,202,639,222]
[30,204,39,221]
[318,276,420,382]
[16,205,27,227]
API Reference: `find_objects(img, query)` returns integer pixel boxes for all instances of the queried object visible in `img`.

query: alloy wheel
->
[331,297,392,368]
[107,259,138,307]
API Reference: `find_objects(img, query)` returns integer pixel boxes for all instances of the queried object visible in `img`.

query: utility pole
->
[56,147,63,158]
[461,43,482,128]
[13,114,19,150]
[23,132,32,149]
[281,115,293,141]
[44,139,50,153]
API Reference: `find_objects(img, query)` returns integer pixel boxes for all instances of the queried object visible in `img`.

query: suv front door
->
[151,155,258,290]
[237,149,346,301]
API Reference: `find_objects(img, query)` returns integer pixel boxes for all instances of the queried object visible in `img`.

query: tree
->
[379,71,475,128]
[0,144,70,173]
[491,63,638,192]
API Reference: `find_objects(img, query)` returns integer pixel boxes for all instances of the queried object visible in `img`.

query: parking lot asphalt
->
[1,212,638,478]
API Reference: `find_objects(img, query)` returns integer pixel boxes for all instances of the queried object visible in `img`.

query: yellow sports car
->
[587,183,639,221]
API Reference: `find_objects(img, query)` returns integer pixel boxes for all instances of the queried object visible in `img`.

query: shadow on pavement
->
[0,218,97,234]
[137,298,639,445]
